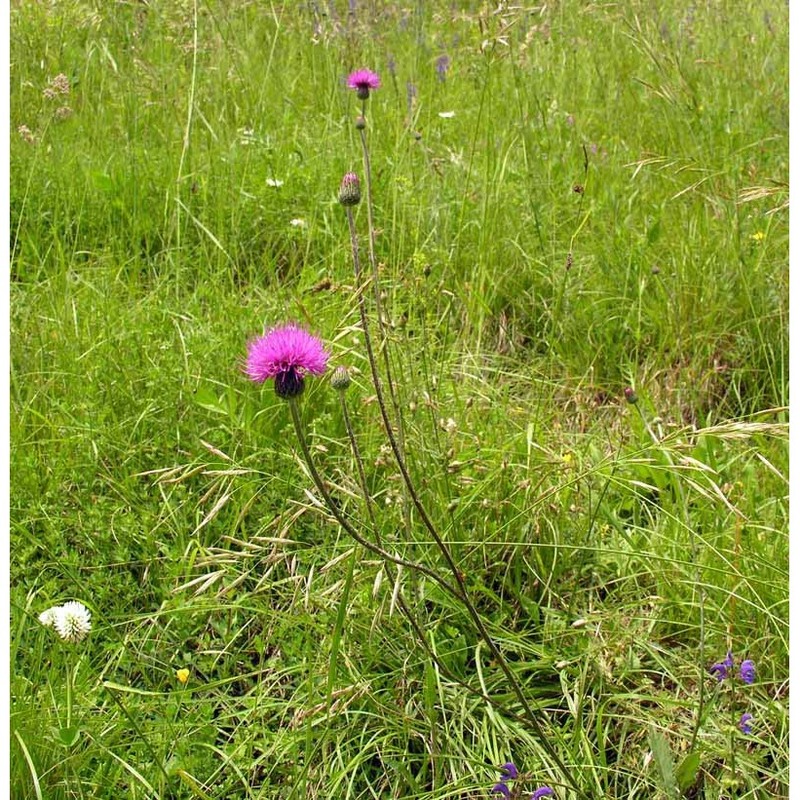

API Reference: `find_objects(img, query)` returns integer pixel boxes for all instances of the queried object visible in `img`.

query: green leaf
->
[676,751,701,792]
[58,726,81,748]
[194,385,227,415]
[648,727,678,798]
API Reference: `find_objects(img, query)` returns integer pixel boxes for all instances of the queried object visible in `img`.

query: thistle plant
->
[242,67,606,797]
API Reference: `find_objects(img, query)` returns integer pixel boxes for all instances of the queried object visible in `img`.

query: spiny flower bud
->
[331,366,352,391]
[338,172,361,206]
[624,386,638,404]
[355,115,367,130]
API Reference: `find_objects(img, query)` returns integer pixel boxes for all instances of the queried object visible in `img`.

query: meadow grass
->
[10,1,788,798]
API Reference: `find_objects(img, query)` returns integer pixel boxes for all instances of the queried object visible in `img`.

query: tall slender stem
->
[338,390,540,730]
[287,398,459,601]
[357,114,406,457]
[345,219,585,798]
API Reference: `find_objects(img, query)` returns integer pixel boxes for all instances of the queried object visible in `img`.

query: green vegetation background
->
[10,2,788,798]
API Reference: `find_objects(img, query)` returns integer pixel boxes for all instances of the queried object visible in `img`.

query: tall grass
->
[11,2,787,798]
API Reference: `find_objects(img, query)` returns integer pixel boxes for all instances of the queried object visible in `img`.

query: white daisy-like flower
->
[289,218,306,228]
[52,601,92,643]
[266,178,284,188]
[38,607,59,627]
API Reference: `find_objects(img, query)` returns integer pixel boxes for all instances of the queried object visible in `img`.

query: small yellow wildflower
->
[751,231,765,242]
[176,668,190,684]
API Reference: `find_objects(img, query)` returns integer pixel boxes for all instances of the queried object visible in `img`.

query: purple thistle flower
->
[347,69,380,100]
[491,783,511,798]
[338,172,361,206]
[738,712,753,735]
[739,659,756,685]
[499,762,518,780]
[531,788,555,799]
[245,324,329,399]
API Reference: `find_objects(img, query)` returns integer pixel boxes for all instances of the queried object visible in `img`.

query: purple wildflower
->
[499,762,518,780]
[709,661,729,681]
[491,783,511,798]
[710,650,735,681]
[738,712,753,734]
[739,659,756,685]
[532,789,555,800]
[435,54,450,81]
[245,324,329,399]
[347,69,380,100]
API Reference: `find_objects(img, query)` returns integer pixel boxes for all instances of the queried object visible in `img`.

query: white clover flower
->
[38,607,59,627]
[289,218,307,228]
[52,601,92,643]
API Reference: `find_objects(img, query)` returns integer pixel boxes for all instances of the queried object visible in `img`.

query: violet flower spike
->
[738,712,753,734]
[347,69,380,100]
[724,650,735,668]
[709,661,729,681]
[499,762,519,781]
[739,659,756,685]
[245,324,329,399]
[532,789,555,800]
[491,783,511,798]
[710,649,736,681]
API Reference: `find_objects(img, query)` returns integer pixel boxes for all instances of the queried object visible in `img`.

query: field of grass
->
[10,1,788,798]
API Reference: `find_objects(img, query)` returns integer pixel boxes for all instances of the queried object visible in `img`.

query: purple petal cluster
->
[489,762,555,799]
[347,69,380,99]
[499,763,518,780]
[738,712,754,735]
[709,650,735,681]
[710,650,758,683]
[739,659,756,685]
[245,324,329,399]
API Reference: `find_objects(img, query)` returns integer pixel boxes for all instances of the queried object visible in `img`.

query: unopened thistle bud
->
[338,173,361,206]
[331,366,352,391]
[355,115,366,130]
[624,386,638,404]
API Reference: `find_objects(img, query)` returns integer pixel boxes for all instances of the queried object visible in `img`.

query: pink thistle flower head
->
[245,324,329,399]
[347,69,380,100]
[338,172,361,206]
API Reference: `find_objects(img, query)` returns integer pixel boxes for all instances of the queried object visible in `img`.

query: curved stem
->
[339,391,536,728]
[287,398,459,601]
[345,222,585,798]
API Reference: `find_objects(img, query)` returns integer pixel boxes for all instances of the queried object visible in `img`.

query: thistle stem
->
[357,114,406,457]
[287,397,459,600]
[345,210,585,800]
[338,391,538,729]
